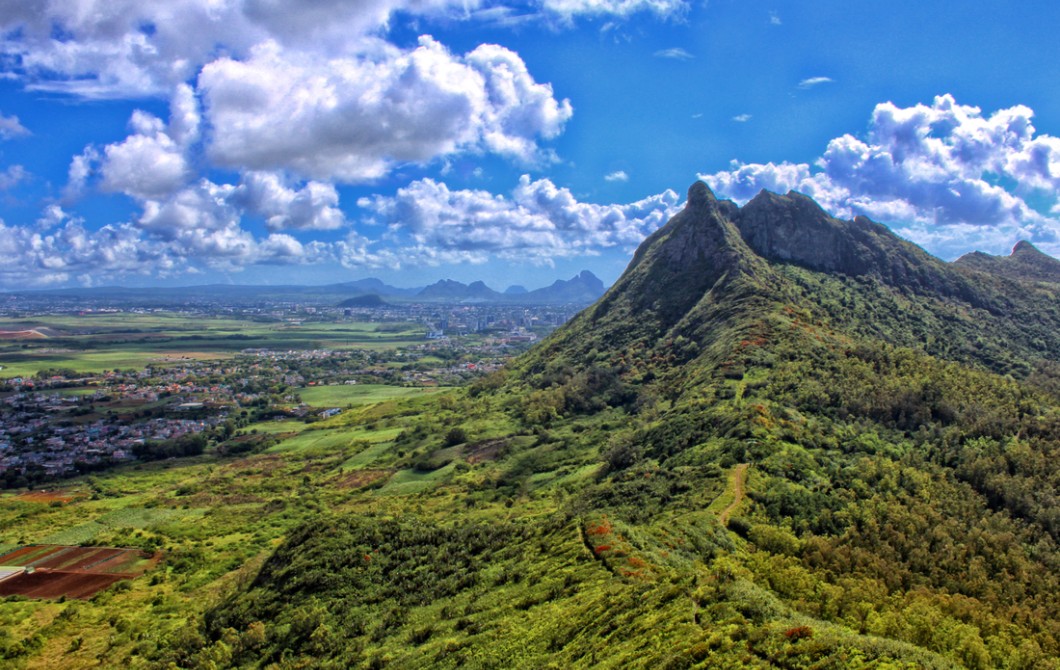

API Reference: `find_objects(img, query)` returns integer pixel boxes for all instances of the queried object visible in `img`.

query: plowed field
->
[0,545,159,599]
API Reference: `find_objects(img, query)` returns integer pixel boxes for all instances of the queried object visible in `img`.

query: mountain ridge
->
[168,179,1060,669]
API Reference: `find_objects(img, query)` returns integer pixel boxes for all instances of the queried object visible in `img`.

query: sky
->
[1,0,1059,291]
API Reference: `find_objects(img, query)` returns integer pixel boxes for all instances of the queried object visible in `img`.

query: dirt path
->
[718,463,749,526]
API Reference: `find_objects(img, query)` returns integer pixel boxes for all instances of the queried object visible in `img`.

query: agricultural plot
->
[0,544,158,599]
[298,383,442,407]
[15,489,86,504]
[0,313,425,378]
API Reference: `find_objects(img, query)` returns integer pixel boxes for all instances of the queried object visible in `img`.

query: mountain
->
[415,278,502,302]
[520,270,606,304]
[413,272,606,304]
[504,284,529,295]
[955,240,1060,284]
[146,182,1060,668]
[337,294,389,308]
[330,278,421,297]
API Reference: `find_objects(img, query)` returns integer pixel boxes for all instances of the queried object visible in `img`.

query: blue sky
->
[1,0,1059,290]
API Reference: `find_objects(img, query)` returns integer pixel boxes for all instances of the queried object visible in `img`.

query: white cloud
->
[64,147,99,201]
[353,175,680,267]
[0,165,27,190]
[0,113,29,139]
[100,113,190,200]
[233,172,346,231]
[769,11,782,25]
[732,114,752,123]
[67,85,203,202]
[541,0,688,21]
[200,37,571,182]
[0,210,174,286]
[0,173,343,287]
[700,95,1060,258]
[605,170,629,182]
[798,76,834,89]
[0,0,678,99]
[653,48,693,60]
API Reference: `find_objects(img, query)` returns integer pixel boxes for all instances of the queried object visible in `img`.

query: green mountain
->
[130,183,1060,668]
[955,240,1060,284]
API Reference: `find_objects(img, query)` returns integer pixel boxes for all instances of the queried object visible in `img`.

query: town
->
[0,300,579,488]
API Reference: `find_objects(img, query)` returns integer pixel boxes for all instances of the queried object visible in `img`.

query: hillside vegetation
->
[4,183,1060,669]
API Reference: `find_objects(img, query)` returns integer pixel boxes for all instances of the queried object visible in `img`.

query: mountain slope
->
[173,182,1060,670]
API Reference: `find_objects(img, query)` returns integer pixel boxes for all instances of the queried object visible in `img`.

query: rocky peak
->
[735,190,856,273]
[686,180,717,212]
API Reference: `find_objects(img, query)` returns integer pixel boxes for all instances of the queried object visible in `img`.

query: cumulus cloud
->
[732,114,752,123]
[352,175,680,267]
[700,95,1060,258]
[798,76,834,89]
[0,176,340,287]
[201,37,571,181]
[653,48,693,60]
[100,111,191,200]
[605,170,629,182]
[0,0,688,286]
[0,113,30,139]
[0,0,678,99]
[0,209,173,286]
[232,172,346,231]
[64,84,202,202]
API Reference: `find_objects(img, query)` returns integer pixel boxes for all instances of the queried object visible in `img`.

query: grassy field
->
[297,383,444,407]
[0,313,425,378]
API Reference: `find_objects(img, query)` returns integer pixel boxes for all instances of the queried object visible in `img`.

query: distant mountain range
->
[416,270,605,305]
[3,271,607,307]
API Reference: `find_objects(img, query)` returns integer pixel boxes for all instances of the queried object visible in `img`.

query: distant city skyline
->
[1,1,1059,289]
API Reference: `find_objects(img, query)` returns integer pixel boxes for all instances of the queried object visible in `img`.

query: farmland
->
[0,545,159,600]
[0,306,535,487]
[0,313,426,378]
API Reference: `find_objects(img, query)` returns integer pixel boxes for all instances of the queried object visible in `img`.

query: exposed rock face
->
[733,189,973,297]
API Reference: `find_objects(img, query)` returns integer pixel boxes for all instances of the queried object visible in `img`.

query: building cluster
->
[0,390,219,481]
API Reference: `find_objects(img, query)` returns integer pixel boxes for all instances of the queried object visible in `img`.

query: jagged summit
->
[685,180,716,211]
[733,188,981,302]
[522,181,1060,384]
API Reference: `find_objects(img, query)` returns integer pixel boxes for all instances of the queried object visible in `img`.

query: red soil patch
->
[0,545,159,600]
[16,490,85,504]
[0,545,55,565]
[0,329,46,340]
[0,571,125,599]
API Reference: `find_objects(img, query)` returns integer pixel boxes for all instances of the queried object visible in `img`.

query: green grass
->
[0,313,426,378]
[297,384,443,407]
[39,507,199,545]
[340,440,397,470]
[267,428,365,454]
[245,420,305,434]
[375,462,458,496]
